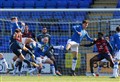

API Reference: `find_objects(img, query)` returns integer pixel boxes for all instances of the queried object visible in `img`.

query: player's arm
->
[106,40,114,53]
[80,41,95,47]
[72,25,82,35]
[37,34,42,42]
[85,32,93,42]
[49,35,51,45]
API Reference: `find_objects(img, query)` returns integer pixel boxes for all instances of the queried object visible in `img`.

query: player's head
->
[116,26,120,32]
[98,32,104,38]
[42,27,47,34]
[105,35,110,41]
[24,25,29,32]
[43,37,49,44]
[15,29,21,33]
[82,20,89,29]
[11,17,18,22]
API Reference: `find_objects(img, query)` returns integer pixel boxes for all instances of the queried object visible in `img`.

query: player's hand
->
[77,32,82,36]
[94,38,97,41]
[21,21,25,26]
[80,44,84,46]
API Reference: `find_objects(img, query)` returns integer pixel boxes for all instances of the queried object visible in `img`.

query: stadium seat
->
[0,1,3,8]
[54,15,63,20]
[21,12,31,16]
[79,1,91,8]
[46,1,57,8]
[3,1,13,8]
[24,1,35,8]
[75,16,85,21]
[57,1,68,8]
[60,25,69,31]
[35,1,46,8]
[50,25,59,31]
[13,1,24,8]
[9,12,21,17]
[68,1,78,8]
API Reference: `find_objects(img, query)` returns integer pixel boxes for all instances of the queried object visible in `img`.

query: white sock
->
[72,58,77,71]
[97,66,102,74]
[113,62,119,77]
[51,64,56,75]
[1,58,8,70]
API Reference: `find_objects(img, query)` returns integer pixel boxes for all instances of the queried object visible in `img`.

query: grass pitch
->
[0,76,119,82]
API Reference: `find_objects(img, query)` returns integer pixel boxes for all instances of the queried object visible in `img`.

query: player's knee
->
[51,57,55,61]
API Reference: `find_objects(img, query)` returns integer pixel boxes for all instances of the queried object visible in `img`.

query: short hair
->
[116,26,120,32]
[11,17,17,20]
[15,29,21,33]
[82,20,89,24]
[42,27,47,30]
[98,32,104,36]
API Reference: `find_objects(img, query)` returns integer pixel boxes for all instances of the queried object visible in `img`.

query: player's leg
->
[11,55,18,69]
[66,39,72,51]
[105,53,114,68]
[44,56,56,75]
[22,46,35,60]
[111,51,120,78]
[35,57,43,75]
[96,59,108,76]
[90,54,103,76]
[13,59,21,75]
[25,38,36,45]
[70,44,79,76]
[18,61,22,76]
[71,51,78,76]
[46,51,62,76]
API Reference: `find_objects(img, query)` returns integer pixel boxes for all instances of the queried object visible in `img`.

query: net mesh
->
[0,10,120,75]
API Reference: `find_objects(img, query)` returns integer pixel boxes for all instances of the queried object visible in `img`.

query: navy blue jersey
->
[37,33,51,44]
[71,25,93,43]
[10,34,16,44]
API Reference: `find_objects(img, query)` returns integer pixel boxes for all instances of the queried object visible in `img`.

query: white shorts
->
[114,50,120,60]
[22,37,27,44]
[67,39,79,52]
[101,59,108,62]
[36,56,48,64]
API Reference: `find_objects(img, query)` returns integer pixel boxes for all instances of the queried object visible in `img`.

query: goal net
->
[0,9,119,75]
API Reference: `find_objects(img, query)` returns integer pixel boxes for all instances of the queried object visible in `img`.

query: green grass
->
[0,76,119,82]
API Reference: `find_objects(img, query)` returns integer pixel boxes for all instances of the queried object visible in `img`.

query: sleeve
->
[110,35,116,49]
[83,41,95,47]
[85,32,93,42]
[106,40,114,54]
[48,34,51,45]
[37,34,41,42]
[72,25,79,33]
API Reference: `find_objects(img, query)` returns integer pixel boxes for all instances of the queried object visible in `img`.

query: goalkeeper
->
[37,27,62,76]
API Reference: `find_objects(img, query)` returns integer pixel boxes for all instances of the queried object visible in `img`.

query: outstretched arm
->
[106,40,114,53]
[85,32,93,42]
[80,41,95,47]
